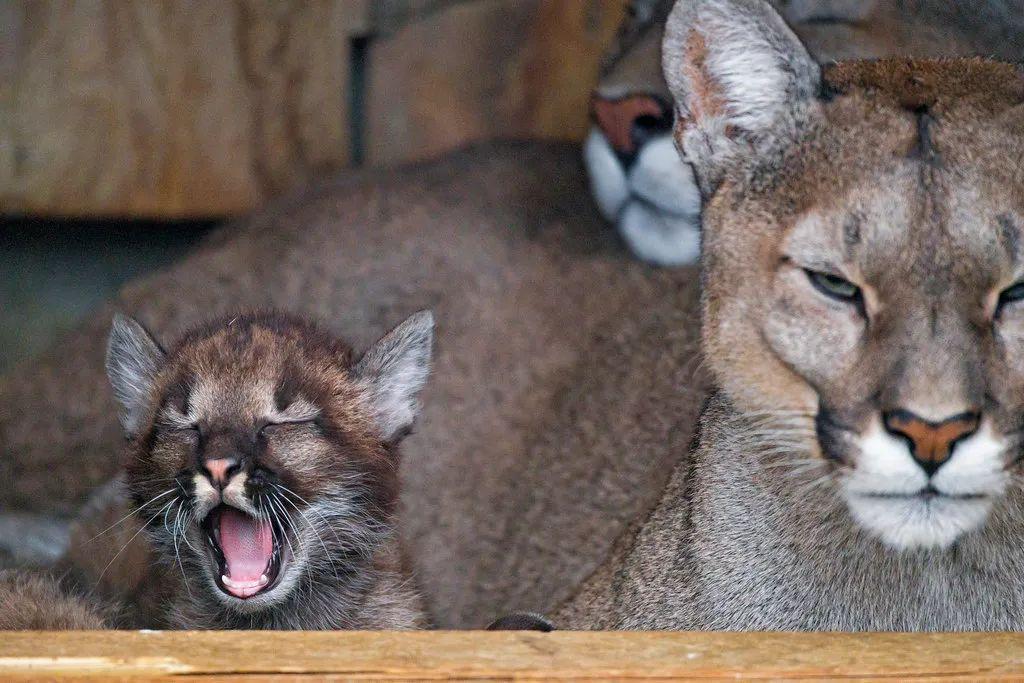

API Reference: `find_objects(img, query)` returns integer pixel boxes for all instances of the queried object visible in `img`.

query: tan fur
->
[56,479,169,628]
[97,312,429,630]
[595,0,1024,105]
[701,56,1024,417]
[67,505,430,630]
[0,570,107,629]
[589,0,1024,265]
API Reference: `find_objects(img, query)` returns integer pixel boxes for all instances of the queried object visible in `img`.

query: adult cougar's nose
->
[883,409,981,476]
[591,93,672,157]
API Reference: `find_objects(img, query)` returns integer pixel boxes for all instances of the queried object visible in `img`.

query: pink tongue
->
[219,508,273,583]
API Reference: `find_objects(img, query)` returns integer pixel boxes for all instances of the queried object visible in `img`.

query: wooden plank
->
[1,0,626,217]
[365,0,628,166]
[0,0,365,218]
[2,631,1024,680]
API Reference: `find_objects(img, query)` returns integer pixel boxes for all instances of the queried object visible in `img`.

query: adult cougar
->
[555,0,1024,630]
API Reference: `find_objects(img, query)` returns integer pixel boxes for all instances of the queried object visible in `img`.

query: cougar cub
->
[103,311,432,629]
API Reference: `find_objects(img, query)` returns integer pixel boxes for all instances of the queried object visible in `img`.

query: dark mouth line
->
[860,489,987,501]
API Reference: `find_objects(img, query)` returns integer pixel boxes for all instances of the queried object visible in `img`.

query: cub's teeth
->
[222,574,271,589]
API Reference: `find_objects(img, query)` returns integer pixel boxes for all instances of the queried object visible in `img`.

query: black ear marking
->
[485,612,556,632]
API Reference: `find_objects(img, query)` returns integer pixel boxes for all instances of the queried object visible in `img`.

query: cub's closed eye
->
[259,420,315,436]
[804,269,862,304]
[171,423,199,437]
[998,281,1024,313]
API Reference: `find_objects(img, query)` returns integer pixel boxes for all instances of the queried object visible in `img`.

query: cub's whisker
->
[86,488,176,544]
[97,498,176,585]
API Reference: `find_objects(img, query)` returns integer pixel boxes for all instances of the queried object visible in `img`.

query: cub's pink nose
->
[203,457,239,488]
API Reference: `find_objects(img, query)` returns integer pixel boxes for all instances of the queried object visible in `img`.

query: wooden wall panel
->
[0,0,624,218]
[0,1,365,218]
[366,0,627,166]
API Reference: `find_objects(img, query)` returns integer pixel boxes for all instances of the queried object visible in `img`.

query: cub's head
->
[665,0,1024,549]
[105,311,432,613]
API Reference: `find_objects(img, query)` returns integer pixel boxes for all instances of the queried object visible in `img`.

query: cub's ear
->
[662,0,821,193]
[106,314,165,436]
[354,310,434,442]
[486,612,556,632]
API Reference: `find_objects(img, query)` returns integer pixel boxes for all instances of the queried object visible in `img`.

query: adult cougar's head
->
[105,311,432,614]
[665,0,1024,549]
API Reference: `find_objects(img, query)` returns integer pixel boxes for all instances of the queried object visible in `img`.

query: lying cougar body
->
[0,143,703,627]
[0,570,108,630]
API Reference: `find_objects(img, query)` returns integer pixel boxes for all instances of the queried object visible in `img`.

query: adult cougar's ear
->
[354,310,434,443]
[106,314,165,437]
[662,0,821,194]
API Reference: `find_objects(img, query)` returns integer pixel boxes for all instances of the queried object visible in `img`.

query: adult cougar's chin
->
[830,414,1008,550]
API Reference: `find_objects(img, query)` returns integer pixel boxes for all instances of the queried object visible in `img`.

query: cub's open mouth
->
[202,505,289,599]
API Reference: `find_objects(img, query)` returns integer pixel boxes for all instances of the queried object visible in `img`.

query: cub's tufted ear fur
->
[354,310,434,442]
[486,612,556,632]
[106,314,165,437]
[662,0,821,194]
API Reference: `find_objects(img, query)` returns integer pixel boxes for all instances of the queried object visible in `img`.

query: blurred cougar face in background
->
[585,0,1024,266]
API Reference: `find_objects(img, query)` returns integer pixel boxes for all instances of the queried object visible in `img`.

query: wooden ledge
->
[1,631,1023,680]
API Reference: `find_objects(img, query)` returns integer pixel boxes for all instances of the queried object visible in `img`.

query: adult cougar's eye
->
[997,281,1024,313]
[805,269,861,304]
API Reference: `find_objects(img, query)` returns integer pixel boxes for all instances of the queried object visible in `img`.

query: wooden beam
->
[2,631,1024,679]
